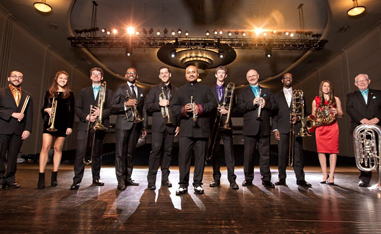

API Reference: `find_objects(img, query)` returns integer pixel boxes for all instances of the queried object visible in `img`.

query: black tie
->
[130,85,137,98]
[164,85,171,100]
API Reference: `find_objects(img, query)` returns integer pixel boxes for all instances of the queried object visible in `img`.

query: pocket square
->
[140,93,144,97]
[373,96,376,99]
[263,94,267,97]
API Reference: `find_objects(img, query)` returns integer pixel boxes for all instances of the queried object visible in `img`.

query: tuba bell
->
[354,124,381,189]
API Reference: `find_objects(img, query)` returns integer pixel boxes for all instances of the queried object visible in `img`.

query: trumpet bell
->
[46,127,57,132]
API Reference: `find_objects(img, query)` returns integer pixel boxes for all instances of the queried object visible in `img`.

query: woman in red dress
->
[311,80,343,185]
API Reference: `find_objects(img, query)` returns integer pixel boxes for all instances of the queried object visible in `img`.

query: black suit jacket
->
[346,89,381,134]
[0,86,33,135]
[209,84,237,129]
[75,86,113,132]
[111,83,148,130]
[237,86,275,136]
[171,82,217,138]
[272,89,307,134]
[145,83,178,134]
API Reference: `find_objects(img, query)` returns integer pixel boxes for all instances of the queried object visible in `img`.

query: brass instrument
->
[18,95,30,122]
[159,87,172,125]
[288,90,311,167]
[206,82,235,160]
[354,124,381,189]
[257,88,262,118]
[83,105,95,165]
[124,88,144,123]
[94,82,107,130]
[306,103,336,133]
[46,97,58,132]
[190,96,197,121]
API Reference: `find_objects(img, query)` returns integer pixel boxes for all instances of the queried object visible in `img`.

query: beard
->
[9,81,21,88]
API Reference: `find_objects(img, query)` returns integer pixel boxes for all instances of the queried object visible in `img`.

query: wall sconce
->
[34,0,52,13]
[347,0,366,16]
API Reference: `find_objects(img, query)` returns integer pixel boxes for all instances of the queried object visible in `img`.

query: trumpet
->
[94,81,107,131]
[46,97,58,132]
[18,95,30,122]
[124,89,143,123]
[190,96,197,121]
[159,87,172,125]
[257,88,262,118]
[354,124,381,189]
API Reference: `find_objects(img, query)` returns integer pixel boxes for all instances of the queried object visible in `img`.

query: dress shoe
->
[262,181,275,188]
[6,182,20,188]
[162,181,172,187]
[117,182,126,191]
[70,181,80,190]
[176,187,188,195]
[230,182,239,190]
[209,181,220,187]
[51,171,58,187]
[275,179,286,186]
[358,181,370,187]
[320,174,329,184]
[194,186,204,194]
[93,180,104,186]
[38,172,45,189]
[242,180,252,187]
[148,184,156,190]
[297,180,312,188]
[126,180,139,186]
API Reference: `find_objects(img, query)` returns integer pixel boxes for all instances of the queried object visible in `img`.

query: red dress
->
[314,96,339,154]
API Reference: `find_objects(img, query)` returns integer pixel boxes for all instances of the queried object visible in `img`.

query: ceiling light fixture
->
[347,0,366,16]
[34,0,52,13]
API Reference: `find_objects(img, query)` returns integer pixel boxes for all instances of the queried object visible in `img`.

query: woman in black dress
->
[37,71,75,189]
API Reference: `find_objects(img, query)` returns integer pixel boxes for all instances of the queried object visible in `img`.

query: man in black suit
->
[208,66,238,190]
[272,73,311,187]
[237,69,275,188]
[111,67,147,190]
[145,66,179,190]
[70,67,113,190]
[0,71,33,190]
[347,73,381,187]
[171,65,217,195]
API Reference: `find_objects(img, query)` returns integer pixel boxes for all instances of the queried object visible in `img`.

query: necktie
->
[130,85,137,98]
[93,86,99,100]
[9,85,21,107]
[217,87,223,102]
[360,90,368,104]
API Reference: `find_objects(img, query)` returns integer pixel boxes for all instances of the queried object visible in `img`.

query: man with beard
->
[0,71,33,190]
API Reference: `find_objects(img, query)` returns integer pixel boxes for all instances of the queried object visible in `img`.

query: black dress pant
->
[277,133,305,181]
[115,124,141,184]
[211,129,236,183]
[243,134,271,182]
[0,133,23,184]
[147,131,174,186]
[73,129,105,183]
[178,137,207,188]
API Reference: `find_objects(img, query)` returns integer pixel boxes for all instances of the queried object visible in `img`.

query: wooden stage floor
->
[1,164,381,233]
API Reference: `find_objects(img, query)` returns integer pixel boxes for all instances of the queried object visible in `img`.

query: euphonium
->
[94,81,107,131]
[354,124,381,189]
[47,97,58,132]
[306,103,336,133]
[159,87,172,125]
[190,96,197,122]
[124,89,143,123]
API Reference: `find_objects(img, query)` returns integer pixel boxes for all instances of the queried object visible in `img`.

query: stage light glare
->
[127,27,135,35]
[112,29,118,34]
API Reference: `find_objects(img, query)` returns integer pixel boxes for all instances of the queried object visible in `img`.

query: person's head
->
[49,71,71,99]
[282,73,293,88]
[185,65,199,83]
[215,66,227,83]
[8,71,23,87]
[319,80,335,106]
[125,67,138,83]
[354,74,370,91]
[246,69,259,86]
[158,66,171,84]
[90,67,104,84]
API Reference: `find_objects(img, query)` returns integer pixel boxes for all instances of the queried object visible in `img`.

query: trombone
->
[159,87,172,125]
[46,97,58,132]
[124,89,143,123]
[18,95,30,122]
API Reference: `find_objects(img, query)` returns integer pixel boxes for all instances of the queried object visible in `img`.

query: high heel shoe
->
[51,171,58,187]
[38,172,45,189]
[320,174,329,184]
[328,176,335,185]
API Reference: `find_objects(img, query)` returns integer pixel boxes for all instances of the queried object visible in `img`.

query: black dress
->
[42,91,75,137]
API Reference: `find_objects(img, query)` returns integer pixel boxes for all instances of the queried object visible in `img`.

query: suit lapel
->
[355,90,367,106]
[5,87,18,108]
[211,85,219,102]
[280,90,290,110]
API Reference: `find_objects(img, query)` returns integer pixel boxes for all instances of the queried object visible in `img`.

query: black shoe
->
[320,174,329,184]
[38,172,45,189]
[194,186,204,194]
[6,182,20,188]
[297,180,312,188]
[275,179,286,186]
[51,171,58,187]
[93,180,104,186]
[262,181,275,188]
[148,184,156,190]
[230,182,239,190]
[126,180,139,186]
[70,181,80,190]
[117,183,126,191]
[209,181,220,187]
[328,182,335,185]
[176,187,188,195]
[358,181,370,187]
[161,181,172,187]
[242,180,252,187]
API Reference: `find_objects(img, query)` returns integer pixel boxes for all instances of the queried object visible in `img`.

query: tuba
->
[354,124,381,189]
[159,87,172,125]
[306,103,336,133]
[124,88,144,123]
[47,97,58,132]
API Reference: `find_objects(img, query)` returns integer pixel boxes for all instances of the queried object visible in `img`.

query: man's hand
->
[141,128,147,138]
[274,130,280,141]
[12,112,24,122]
[175,126,180,136]
[370,117,380,125]
[89,115,97,123]
[159,99,169,107]
[219,107,229,115]
[21,130,30,140]
[92,106,100,117]
[125,98,138,107]
[291,114,298,124]
[360,118,371,125]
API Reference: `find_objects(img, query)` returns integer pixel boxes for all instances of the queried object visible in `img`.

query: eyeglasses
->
[11,75,23,80]
[283,77,293,80]
[356,79,368,83]
[126,71,136,75]
[92,72,101,75]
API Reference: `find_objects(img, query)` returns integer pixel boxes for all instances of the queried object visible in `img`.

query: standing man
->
[145,66,179,190]
[70,67,113,190]
[237,69,275,188]
[272,73,312,187]
[346,74,381,187]
[111,67,147,190]
[209,66,238,190]
[0,71,33,190]
[171,65,217,195]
